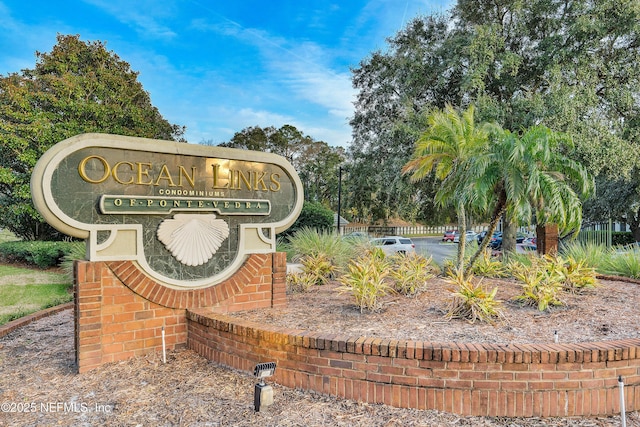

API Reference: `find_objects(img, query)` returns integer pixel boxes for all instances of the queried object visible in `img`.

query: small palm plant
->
[444,269,504,324]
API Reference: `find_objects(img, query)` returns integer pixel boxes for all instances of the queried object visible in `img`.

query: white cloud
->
[82,0,178,39]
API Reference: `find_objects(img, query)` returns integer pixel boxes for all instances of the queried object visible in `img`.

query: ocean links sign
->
[31,133,303,289]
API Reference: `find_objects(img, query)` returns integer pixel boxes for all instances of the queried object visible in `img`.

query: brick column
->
[75,253,286,372]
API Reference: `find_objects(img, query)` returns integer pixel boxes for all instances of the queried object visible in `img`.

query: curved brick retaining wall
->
[187,310,640,417]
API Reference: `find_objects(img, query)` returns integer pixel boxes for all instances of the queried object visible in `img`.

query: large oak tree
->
[349,0,640,237]
[0,35,185,240]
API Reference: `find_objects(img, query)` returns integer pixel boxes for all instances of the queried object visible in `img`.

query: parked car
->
[489,232,503,249]
[453,230,477,243]
[491,232,528,249]
[476,230,488,244]
[370,236,416,255]
[519,237,537,252]
[442,230,456,242]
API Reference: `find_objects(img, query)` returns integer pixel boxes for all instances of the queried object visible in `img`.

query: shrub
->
[286,272,318,293]
[471,250,509,278]
[389,252,437,296]
[286,227,358,269]
[444,270,503,324]
[299,252,338,286]
[612,231,635,246]
[510,256,565,311]
[602,246,640,279]
[337,248,393,312]
[280,201,334,238]
[559,255,599,293]
[0,241,80,268]
[560,241,607,270]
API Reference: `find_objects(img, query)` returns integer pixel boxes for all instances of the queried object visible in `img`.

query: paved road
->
[411,236,457,266]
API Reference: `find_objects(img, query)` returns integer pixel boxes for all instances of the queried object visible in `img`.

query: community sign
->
[31,133,303,289]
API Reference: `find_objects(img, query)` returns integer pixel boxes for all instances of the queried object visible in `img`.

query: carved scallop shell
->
[157,214,230,266]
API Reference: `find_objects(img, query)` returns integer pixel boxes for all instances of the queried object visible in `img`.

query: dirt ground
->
[0,276,639,426]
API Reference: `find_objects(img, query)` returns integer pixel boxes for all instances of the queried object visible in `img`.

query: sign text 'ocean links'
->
[30,133,303,289]
[100,195,271,215]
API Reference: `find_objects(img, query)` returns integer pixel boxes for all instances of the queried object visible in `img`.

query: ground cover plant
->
[444,269,504,324]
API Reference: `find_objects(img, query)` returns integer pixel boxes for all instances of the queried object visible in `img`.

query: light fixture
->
[253,362,276,412]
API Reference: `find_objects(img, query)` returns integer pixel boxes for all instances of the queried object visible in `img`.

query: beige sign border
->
[31,133,303,289]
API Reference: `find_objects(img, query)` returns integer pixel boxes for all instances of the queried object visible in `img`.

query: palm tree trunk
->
[464,188,507,278]
[502,215,517,253]
[456,203,467,272]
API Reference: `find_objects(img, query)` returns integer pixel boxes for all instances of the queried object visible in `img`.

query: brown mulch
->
[230,277,640,345]
[0,277,639,426]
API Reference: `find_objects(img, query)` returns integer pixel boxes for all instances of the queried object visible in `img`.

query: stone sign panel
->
[31,133,303,289]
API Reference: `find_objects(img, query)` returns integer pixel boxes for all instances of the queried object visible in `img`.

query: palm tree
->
[465,125,594,276]
[402,104,492,271]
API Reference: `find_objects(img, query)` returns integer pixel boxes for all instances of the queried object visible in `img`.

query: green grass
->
[0,264,73,326]
[0,229,18,244]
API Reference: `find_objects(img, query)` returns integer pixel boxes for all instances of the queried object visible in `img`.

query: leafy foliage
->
[388,252,438,296]
[282,202,334,238]
[298,253,338,286]
[0,35,185,240]
[470,251,509,278]
[349,0,640,229]
[560,256,599,293]
[601,247,640,279]
[284,227,362,270]
[336,248,393,313]
[509,256,565,311]
[286,272,318,293]
[444,270,504,324]
[0,241,81,268]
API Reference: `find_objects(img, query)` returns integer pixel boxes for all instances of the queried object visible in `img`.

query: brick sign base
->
[74,253,286,373]
[187,312,640,417]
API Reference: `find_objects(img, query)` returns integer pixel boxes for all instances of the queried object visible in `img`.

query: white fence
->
[343,225,488,237]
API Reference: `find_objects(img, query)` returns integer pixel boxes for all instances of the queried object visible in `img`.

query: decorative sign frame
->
[31,133,303,289]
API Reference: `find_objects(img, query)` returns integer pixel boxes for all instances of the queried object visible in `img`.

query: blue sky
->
[0,0,452,147]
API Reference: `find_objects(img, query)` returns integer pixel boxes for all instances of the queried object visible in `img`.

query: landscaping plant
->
[336,247,393,313]
[444,269,504,324]
[601,246,640,279]
[286,227,361,269]
[286,272,318,293]
[389,252,437,296]
[559,255,599,293]
[470,250,508,278]
[509,256,565,311]
[299,252,338,286]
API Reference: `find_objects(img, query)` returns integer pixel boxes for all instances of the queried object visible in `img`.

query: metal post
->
[619,376,627,427]
[337,166,342,236]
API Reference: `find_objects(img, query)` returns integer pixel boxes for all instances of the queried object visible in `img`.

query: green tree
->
[0,34,185,240]
[465,126,593,275]
[221,125,345,211]
[403,105,492,270]
[281,201,334,238]
[350,0,640,229]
